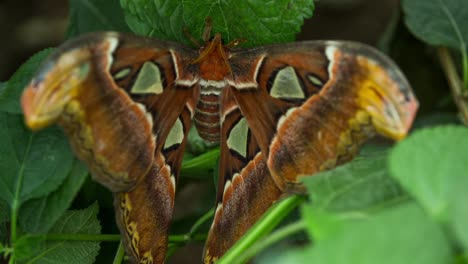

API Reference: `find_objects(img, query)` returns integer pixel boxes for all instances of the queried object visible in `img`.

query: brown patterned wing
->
[203,88,283,263]
[204,41,418,262]
[229,41,418,192]
[21,32,200,263]
[115,103,194,263]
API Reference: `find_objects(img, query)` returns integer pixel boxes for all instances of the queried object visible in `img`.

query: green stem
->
[166,244,178,258]
[462,47,468,89]
[217,195,305,264]
[169,233,206,243]
[189,208,214,237]
[113,241,125,264]
[437,47,468,125]
[10,138,32,246]
[237,220,306,263]
[9,137,33,264]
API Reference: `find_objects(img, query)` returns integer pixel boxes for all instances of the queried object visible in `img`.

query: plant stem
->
[437,47,468,125]
[165,208,213,258]
[189,208,214,237]
[10,138,32,247]
[9,136,33,264]
[169,233,206,243]
[237,220,306,263]
[217,195,305,264]
[113,241,125,264]
[461,46,468,89]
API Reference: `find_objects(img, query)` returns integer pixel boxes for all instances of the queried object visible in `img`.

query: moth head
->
[21,47,92,130]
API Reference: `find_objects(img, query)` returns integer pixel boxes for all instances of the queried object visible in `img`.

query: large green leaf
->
[0,49,53,114]
[15,203,101,263]
[121,0,314,47]
[268,203,452,264]
[403,0,468,52]
[402,0,468,87]
[389,125,468,221]
[67,0,130,38]
[0,113,74,206]
[19,160,89,234]
[302,151,406,213]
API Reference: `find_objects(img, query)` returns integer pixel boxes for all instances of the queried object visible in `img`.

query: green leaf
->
[0,49,53,114]
[402,0,468,87]
[389,125,468,221]
[67,0,130,38]
[19,160,89,234]
[14,235,46,261]
[15,203,101,263]
[302,151,406,213]
[0,113,74,206]
[300,204,350,241]
[268,203,452,264]
[403,0,468,51]
[121,0,315,47]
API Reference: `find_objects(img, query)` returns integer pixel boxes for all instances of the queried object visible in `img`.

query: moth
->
[21,24,418,263]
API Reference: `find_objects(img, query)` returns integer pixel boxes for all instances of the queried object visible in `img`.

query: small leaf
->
[0,113,74,206]
[389,125,468,221]
[268,203,452,264]
[19,160,89,234]
[14,235,46,261]
[0,49,53,114]
[66,0,130,38]
[403,0,468,52]
[121,0,315,47]
[302,151,406,213]
[19,203,101,264]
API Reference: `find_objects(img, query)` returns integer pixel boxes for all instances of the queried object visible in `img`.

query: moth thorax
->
[194,82,224,143]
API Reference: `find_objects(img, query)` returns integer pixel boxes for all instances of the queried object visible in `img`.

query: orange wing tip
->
[366,96,419,141]
[21,87,47,130]
[355,58,419,141]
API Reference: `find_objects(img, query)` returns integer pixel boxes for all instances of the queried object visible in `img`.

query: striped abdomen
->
[194,81,224,143]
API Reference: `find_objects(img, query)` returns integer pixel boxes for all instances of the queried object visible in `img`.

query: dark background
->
[0,0,398,82]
